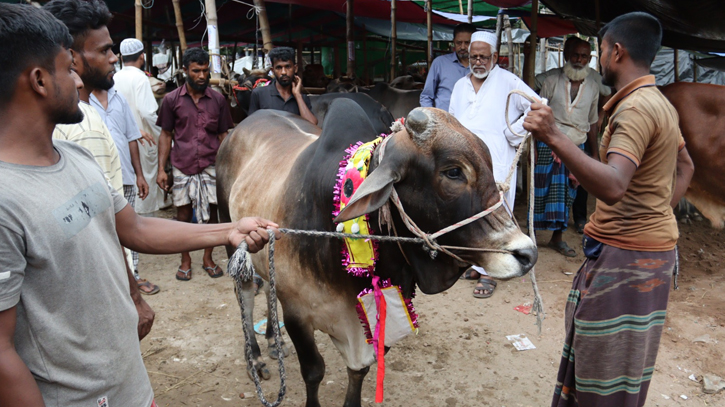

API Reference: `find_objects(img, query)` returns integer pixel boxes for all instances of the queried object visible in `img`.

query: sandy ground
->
[138,200,724,407]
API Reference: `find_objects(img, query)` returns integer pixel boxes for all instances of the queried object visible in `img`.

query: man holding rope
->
[0,4,279,406]
[524,12,694,406]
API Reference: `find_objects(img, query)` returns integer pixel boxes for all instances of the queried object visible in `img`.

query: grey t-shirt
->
[0,141,154,407]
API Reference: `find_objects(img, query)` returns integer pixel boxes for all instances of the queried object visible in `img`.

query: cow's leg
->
[265,301,290,359]
[343,366,369,407]
[235,279,272,381]
[285,316,325,407]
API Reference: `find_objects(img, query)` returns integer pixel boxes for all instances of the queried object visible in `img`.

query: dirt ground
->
[138,199,724,407]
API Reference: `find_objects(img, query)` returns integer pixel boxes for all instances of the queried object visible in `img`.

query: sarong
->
[171,165,217,224]
[534,141,584,231]
[123,185,139,274]
[552,241,675,407]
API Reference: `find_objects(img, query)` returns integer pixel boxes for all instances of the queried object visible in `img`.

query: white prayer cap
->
[470,31,498,50]
[120,38,144,56]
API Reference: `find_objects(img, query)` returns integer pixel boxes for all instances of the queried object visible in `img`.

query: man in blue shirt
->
[420,23,476,112]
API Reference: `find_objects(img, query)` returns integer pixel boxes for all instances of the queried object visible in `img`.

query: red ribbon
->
[375,288,387,403]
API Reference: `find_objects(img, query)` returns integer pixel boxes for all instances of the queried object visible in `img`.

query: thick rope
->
[228,230,286,407]
[504,89,547,333]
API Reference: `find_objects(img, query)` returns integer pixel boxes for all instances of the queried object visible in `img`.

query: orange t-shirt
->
[584,75,685,251]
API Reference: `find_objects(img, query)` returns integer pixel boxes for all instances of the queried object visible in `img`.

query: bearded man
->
[533,37,609,257]
[449,31,538,298]
[156,47,235,281]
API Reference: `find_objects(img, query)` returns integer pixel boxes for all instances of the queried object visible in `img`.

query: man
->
[46,0,159,296]
[533,38,607,257]
[157,47,235,281]
[0,4,278,406]
[114,38,170,215]
[420,23,476,112]
[248,46,318,125]
[449,31,538,298]
[524,12,694,406]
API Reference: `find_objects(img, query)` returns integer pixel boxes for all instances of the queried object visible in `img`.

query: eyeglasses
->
[470,54,493,63]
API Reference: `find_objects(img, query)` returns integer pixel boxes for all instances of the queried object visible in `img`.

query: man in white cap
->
[448,30,538,299]
[114,38,170,216]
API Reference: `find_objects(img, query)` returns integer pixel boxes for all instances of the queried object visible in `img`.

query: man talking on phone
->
[248,47,318,125]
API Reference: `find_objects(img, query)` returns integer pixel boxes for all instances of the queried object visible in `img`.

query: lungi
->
[171,165,217,224]
[534,141,584,231]
[552,240,675,407]
[123,185,139,273]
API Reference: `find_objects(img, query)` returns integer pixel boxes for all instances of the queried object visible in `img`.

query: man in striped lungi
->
[524,12,695,407]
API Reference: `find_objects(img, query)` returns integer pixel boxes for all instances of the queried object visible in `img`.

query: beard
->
[456,49,469,62]
[563,62,589,82]
[186,74,210,92]
[276,75,292,87]
[470,63,489,80]
[80,55,114,91]
[50,88,84,125]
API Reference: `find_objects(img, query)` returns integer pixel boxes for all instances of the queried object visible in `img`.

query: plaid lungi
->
[552,241,675,407]
[171,165,217,224]
[534,141,584,231]
[123,185,139,273]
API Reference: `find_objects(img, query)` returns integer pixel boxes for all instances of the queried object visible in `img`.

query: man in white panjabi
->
[114,38,171,214]
[449,30,538,299]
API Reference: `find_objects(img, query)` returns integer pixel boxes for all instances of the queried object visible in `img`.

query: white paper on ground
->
[506,334,536,351]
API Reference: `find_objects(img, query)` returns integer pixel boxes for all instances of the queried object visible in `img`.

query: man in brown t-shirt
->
[524,12,694,407]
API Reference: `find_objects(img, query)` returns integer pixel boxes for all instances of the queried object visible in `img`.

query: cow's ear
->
[334,164,399,223]
[243,67,251,76]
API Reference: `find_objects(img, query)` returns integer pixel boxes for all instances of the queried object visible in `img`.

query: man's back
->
[585,76,683,251]
[0,141,153,407]
[114,66,160,133]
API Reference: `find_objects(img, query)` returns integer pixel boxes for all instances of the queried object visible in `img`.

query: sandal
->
[203,265,224,278]
[137,278,160,295]
[548,241,577,257]
[473,277,497,299]
[459,267,480,280]
[176,267,192,281]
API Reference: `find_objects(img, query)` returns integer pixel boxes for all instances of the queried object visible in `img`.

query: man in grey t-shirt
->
[0,4,279,406]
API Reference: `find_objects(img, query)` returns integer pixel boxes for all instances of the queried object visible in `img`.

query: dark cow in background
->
[230,68,270,123]
[389,74,425,90]
[216,100,537,407]
[660,82,725,228]
[368,82,422,120]
[309,92,394,135]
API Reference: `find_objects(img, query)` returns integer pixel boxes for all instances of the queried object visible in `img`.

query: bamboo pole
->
[467,0,473,24]
[253,0,273,53]
[135,0,142,40]
[205,0,221,90]
[504,15,514,73]
[495,13,503,55]
[458,0,463,15]
[674,49,680,82]
[172,0,187,53]
[391,0,397,81]
[347,0,355,77]
[426,0,433,69]
[526,0,539,87]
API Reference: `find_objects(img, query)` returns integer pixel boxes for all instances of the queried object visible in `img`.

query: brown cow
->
[660,82,725,228]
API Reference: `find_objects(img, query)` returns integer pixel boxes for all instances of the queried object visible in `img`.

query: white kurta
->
[114,66,171,214]
[449,66,538,208]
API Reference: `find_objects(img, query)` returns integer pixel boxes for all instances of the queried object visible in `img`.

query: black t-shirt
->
[248,80,313,117]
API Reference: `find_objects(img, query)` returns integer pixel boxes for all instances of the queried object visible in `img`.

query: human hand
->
[292,75,303,97]
[552,151,561,165]
[228,217,281,253]
[156,170,170,192]
[135,296,155,340]
[568,172,580,188]
[137,176,149,200]
[523,103,560,145]
[138,130,156,147]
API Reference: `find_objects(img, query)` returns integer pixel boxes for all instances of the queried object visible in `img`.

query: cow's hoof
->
[247,364,272,381]
[268,343,290,360]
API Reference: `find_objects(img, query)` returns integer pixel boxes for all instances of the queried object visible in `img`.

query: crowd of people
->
[0,0,694,406]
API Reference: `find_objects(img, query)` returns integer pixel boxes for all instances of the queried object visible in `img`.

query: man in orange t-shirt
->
[524,12,694,407]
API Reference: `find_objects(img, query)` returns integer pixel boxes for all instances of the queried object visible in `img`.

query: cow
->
[389,74,425,90]
[216,100,537,407]
[659,82,725,228]
[230,68,270,123]
[310,92,394,135]
[367,82,422,120]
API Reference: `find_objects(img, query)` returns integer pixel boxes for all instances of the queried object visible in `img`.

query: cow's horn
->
[405,108,434,144]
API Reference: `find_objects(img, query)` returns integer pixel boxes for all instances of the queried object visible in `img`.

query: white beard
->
[470,64,489,79]
[563,62,589,82]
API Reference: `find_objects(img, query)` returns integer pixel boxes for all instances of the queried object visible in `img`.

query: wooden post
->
[693,55,698,82]
[674,49,680,82]
[363,24,369,85]
[346,0,355,77]
[135,0,142,40]
[334,44,341,78]
[426,0,433,69]
[467,0,473,24]
[205,0,221,85]
[253,0,273,53]
[297,41,304,71]
[495,13,503,55]
[172,0,187,53]
[526,0,539,87]
[541,39,548,73]
[391,0,397,81]
[504,15,514,72]
[593,37,600,72]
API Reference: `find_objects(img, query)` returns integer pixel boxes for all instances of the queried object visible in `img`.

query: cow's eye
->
[444,168,462,179]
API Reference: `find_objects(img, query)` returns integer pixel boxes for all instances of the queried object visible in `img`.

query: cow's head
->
[334,107,537,294]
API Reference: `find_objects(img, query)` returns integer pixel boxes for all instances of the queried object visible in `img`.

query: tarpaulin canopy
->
[541,0,725,52]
